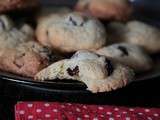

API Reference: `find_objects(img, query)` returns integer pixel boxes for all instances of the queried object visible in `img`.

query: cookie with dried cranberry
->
[0,15,54,77]
[75,0,132,21]
[0,15,35,50]
[35,50,134,93]
[36,12,107,53]
[0,0,39,13]
[107,21,160,53]
[0,48,48,77]
[96,43,153,72]
[125,21,160,53]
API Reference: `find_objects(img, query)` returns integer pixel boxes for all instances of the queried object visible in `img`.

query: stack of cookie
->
[0,0,159,93]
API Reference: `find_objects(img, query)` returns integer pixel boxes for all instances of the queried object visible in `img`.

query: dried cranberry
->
[105,58,113,76]
[67,66,79,76]
[118,46,129,56]
[69,16,77,26]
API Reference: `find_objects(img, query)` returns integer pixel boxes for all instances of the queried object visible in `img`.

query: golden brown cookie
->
[107,21,160,53]
[96,43,153,72]
[0,48,48,77]
[35,50,134,93]
[0,0,39,13]
[36,12,107,53]
[75,0,132,21]
[0,15,53,77]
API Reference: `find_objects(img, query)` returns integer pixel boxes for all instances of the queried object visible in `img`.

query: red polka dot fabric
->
[15,102,160,120]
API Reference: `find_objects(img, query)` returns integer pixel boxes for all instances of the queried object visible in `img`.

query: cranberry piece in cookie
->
[96,43,152,72]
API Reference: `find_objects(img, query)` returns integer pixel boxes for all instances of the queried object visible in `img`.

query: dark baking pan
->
[1,0,160,107]
[1,54,160,107]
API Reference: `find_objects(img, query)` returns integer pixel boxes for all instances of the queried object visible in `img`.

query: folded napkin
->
[15,102,160,120]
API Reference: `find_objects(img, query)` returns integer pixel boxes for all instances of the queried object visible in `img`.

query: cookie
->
[96,43,153,72]
[17,41,53,62]
[36,12,107,53]
[75,0,132,21]
[125,21,160,53]
[0,15,34,50]
[107,21,160,53]
[0,15,53,77]
[0,0,39,13]
[0,48,48,77]
[35,50,134,93]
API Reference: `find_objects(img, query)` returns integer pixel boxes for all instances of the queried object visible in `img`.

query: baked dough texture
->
[107,21,160,53]
[35,50,134,93]
[0,15,52,77]
[97,43,153,72]
[36,12,107,53]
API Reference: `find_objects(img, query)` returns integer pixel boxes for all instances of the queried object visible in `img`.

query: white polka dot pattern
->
[36,109,42,113]
[83,105,87,109]
[145,109,150,112]
[84,114,89,118]
[67,103,72,106]
[154,113,159,117]
[129,108,134,111]
[53,109,58,112]
[93,117,99,120]
[19,110,25,114]
[123,111,127,114]
[77,117,82,120]
[15,102,160,120]
[138,112,143,115]
[147,117,152,120]
[61,105,65,108]
[44,103,50,107]
[98,106,104,110]
[100,115,104,118]
[116,115,121,117]
[76,108,81,112]
[45,114,51,118]
[114,108,119,111]
[107,112,112,115]
[109,118,114,120]
[68,111,72,114]
[27,104,33,108]
[126,117,130,120]
[28,115,33,119]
